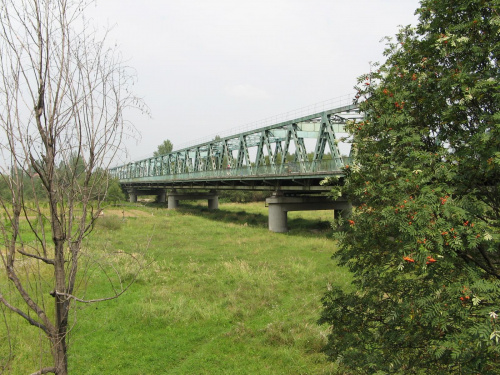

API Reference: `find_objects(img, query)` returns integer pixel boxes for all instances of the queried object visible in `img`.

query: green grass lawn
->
[1,201,350,374]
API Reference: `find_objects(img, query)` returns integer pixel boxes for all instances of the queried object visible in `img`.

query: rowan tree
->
[0,0,145,374]
[320,0,499,373]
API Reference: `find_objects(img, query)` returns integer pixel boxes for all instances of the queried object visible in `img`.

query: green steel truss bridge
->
[111,101,361,191]
[110,98,362,231]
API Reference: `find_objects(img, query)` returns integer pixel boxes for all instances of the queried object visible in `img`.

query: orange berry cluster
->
[403,255,437,265]
[459,286,471,302]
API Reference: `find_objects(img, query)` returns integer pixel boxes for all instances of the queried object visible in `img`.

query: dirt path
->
[101,209,152,218]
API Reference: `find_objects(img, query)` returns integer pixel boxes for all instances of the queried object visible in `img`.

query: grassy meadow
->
[1,201,351,374]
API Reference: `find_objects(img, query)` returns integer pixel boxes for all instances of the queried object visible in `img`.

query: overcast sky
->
[88,0,421,163]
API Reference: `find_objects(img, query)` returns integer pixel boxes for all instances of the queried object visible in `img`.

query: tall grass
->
[1,202,350,374]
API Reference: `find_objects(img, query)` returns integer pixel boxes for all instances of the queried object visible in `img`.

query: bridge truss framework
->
[111,103,362,231]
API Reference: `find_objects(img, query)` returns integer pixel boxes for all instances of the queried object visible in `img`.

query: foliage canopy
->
[320,0,500,373]
[153,139,174,157]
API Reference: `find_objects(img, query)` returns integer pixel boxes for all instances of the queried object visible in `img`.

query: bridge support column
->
[268,201,288,233]
[208,190,219,209]
[157,189,167,203]
[167,190,179,209]
[266,194,351,233]
[167,190,219,210]
[128,189,137,203]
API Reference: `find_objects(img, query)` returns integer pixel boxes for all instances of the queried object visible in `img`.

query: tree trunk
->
[52,334,68,375]
[53,235,68,375]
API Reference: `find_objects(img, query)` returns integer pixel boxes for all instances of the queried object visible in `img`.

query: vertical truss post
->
[201,147,208,172]
[216,145,223,170]
[204,145,215,172]
[173,153,179,174]
[326,116,345,170]
[290,124,307,172]
[194,147,202,172]
[237,135,251,172]
[160,156,165,175]
[165,155,169,175]
[223,139,234,169]
[312,113,329,171]
[274,141,284,173]
[216,142,225,171]
[178,152,186,174]
[210,144,217,171]
[255,131,266,169]
[156,157,162,176]
[264,132,276,173]
[282,129,292,174]
[170,154,176,175]
[184,150,192,173]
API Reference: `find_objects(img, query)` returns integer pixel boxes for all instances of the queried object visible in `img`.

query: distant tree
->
[0,170,46,201]
[153,139,174,157]
[0,1,145,374]
[320,0,499,374]
[104,177,126,203]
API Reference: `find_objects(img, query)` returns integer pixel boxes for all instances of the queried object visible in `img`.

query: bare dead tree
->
[0,1,146,374]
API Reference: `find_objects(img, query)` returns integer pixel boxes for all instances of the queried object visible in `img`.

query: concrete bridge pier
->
[157,189,167,203]
[167,190,219,210]
[128,189,138,203]
[167,192,178,209]
[207,190,219,209]
[266,193,351,233]
[267,202,288,233]
[127,188,166,203]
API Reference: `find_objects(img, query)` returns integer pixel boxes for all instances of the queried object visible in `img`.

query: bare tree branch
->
[55,250,147,304]
[0,293,49,334]
[17,249,55,265]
